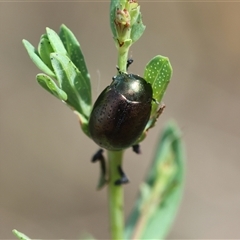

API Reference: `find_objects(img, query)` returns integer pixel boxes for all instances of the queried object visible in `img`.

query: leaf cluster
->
[23,25,91,136]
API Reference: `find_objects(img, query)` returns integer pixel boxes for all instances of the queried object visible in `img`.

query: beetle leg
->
[91,149,107,187]
[92,148,104,163]
[91,149,106,175]
[132,144,141,154]
[115,165,129,185]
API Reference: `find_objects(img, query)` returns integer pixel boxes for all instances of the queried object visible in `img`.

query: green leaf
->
[125,121,185,239]
[129,5,140,26]
[12,229,31,240]
[144,55,172,116]
[59,24,91,91]
[130,12,146,44]
[50,53,91,122]
[46,27,67,55]
[38,34,54,71]
[137,55,172,143]
[22,39,55,78]
[36,73,67,101]
[109,0,121,39]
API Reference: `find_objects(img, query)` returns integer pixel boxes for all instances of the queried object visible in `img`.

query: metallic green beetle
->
[89,72,152,151]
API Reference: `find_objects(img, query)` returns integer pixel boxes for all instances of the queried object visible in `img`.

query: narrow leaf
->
[125,121,185,239]
[144,55,172,116]
[109,0,120,39]
[59,24,91,97]
[46,27,67,55]
[12,229,31,240]
[131,12,146,43]
[50,53,91,120]
[38,34,54,71]
[22,39,55,78]
[129,5,140,26]
[36,73,67,101]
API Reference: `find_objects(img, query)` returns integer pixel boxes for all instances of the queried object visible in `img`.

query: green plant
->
[15,0,185,239]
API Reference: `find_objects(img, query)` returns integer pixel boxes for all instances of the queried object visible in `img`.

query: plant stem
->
[107,36,130,239]
[107,150,124,240]
[118,49,129,72]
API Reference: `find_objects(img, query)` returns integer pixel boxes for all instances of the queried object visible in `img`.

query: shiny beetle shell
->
[89,73,153,151]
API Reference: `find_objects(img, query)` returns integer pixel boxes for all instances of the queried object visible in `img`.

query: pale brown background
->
[1,1,240,239]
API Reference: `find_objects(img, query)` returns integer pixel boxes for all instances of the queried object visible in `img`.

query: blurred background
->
[1,1,240,239]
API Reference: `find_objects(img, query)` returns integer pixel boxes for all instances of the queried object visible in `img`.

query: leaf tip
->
[12,229,31,240]
[22,39,30,48]
[60,24,67,30]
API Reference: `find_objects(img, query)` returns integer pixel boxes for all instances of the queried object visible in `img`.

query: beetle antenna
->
[126,58,134,70]
[132,144,141,154]
[116,65,121,74]
[116,58,133,74]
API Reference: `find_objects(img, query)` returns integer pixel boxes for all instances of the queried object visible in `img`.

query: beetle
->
[89,59,153,185]
[89,67,152,151]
